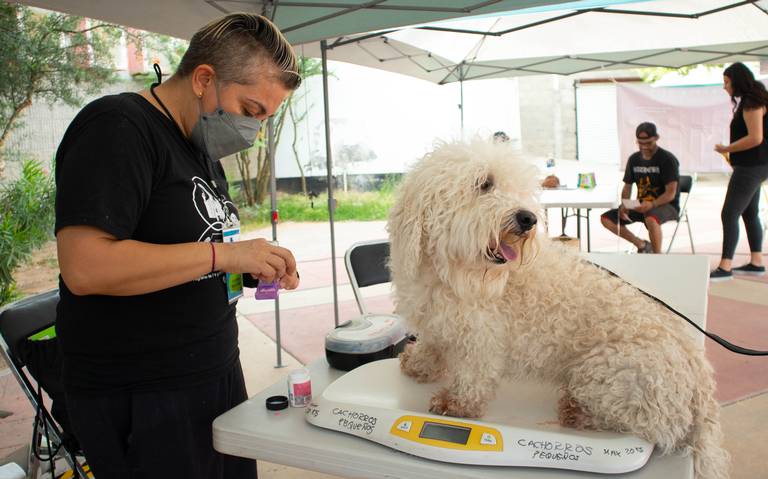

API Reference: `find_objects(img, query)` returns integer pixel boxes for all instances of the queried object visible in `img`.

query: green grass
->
[238,190,396,231]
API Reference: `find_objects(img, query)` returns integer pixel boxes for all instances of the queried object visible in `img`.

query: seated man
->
[600,122,680,253]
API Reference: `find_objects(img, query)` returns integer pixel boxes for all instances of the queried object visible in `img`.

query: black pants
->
[65,360,257,479]
[721,164,768,260]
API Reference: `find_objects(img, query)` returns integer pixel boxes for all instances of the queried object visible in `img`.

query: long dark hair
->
[723,62,768,112]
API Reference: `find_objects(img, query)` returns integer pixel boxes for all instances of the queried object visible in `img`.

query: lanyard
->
[148,64,226,203]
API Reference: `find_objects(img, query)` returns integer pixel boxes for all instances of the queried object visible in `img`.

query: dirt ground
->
[12,241,60,297]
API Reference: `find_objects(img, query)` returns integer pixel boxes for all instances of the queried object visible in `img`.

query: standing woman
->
[711,62,768,281]
[55,14,300,478]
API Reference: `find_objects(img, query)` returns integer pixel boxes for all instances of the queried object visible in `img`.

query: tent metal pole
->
[459,79,464,137]
[321,39,340,327]
[268,117,284,368]
[573,80,579,161]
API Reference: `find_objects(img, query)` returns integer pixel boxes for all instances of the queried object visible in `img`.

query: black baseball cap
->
[636,122,658,139]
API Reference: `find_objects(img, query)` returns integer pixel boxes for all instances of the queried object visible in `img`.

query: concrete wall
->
[517,75,577,160]
[2,78,145,183]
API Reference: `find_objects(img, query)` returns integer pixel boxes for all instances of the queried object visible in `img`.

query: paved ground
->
[1,174,767,478]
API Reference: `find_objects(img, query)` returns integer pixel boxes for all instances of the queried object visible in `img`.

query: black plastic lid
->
[266,395,289,411]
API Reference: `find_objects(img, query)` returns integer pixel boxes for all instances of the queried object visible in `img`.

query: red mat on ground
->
[247,292,767,404]
[705,295,768,404]
[291,257,347,290]
[740,274,768,284]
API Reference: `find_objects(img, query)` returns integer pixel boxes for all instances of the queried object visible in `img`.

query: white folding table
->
[214,254,709,479]
[539,160,622,252]
[540,186,621,252]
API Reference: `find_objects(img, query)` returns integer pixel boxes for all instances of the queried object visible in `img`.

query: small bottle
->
[287,368,312,407]
[255,240,280,300]
[255,280,279,299]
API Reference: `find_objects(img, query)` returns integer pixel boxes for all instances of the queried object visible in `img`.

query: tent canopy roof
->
[19,0,577,44]
[299,0,768,84]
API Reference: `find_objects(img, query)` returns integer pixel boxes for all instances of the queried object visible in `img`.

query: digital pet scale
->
[305,359,654,474]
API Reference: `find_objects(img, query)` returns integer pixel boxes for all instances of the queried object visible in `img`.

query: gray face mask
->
[189,81,262,161]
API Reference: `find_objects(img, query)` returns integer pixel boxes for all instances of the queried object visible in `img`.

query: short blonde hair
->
[177,13,301,90]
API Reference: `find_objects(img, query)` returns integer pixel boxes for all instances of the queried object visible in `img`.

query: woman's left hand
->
[714,143,729,154]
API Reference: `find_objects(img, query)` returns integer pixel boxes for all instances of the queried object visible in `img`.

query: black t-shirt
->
[730,106,768,167]
[623,147,680,211]
[55,92,240,394]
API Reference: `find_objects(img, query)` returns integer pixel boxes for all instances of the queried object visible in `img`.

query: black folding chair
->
[344,240,392,315]
[0,290,90,478]
[666,174,695,254]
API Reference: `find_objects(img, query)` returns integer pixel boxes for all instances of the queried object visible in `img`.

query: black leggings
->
[721,164,768,259]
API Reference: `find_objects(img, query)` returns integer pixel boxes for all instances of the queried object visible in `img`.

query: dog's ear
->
[387,182,425,283]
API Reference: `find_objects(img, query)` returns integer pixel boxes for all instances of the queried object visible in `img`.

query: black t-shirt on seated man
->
[55,92,241,394]
[623,147,680,211]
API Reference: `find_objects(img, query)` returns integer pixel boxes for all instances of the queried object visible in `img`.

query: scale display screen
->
[419,422,472,444]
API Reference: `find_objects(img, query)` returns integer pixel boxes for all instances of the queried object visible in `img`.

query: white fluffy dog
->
[387,139,727,479]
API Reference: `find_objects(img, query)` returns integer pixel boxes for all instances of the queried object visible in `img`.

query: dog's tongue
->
[500,242,517,261]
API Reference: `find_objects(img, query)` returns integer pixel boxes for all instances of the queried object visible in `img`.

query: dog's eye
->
[479,176,494,193]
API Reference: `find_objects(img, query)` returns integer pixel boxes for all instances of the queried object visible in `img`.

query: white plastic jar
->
[287,368,312,407]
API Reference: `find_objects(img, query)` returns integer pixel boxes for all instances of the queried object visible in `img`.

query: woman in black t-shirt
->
[711,62,768,282]
[55,14,300,478]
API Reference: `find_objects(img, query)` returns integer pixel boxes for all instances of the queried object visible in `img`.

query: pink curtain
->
[616,83,735,173]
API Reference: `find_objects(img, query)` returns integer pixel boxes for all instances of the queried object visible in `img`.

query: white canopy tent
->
[300,0,768,85]
[18,0,588,365]
[19,0,576,44]
[296,0,768,321]
[17,0,768,357]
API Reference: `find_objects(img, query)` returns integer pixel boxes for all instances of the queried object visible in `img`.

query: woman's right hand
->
[219,239,297,285]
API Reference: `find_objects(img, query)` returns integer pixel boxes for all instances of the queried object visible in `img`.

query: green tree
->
[234,57,326,206]
[0,2,123,178]
[0,159,54,305]
[131,31,189,88]
[235,108,289,206]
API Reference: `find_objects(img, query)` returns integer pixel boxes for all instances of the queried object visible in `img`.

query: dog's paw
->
[429,388,485,418]
[399,348,443,383]
[558,393,595,430]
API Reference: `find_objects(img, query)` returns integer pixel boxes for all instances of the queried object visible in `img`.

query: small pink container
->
[287,368,312,407]
[255,281,279,300]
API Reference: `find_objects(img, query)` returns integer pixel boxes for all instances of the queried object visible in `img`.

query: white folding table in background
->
[213,254,709,479]
[538,159,622,252]
[540,186,620,251]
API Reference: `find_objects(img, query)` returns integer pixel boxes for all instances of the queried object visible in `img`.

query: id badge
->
[222,224,243,303]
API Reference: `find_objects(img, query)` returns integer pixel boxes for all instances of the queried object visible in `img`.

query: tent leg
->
[321,40,340,328]
[268,117,285,368]
[459,79,464,137]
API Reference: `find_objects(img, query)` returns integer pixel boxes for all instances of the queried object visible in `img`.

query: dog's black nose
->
[515,210,537,231]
